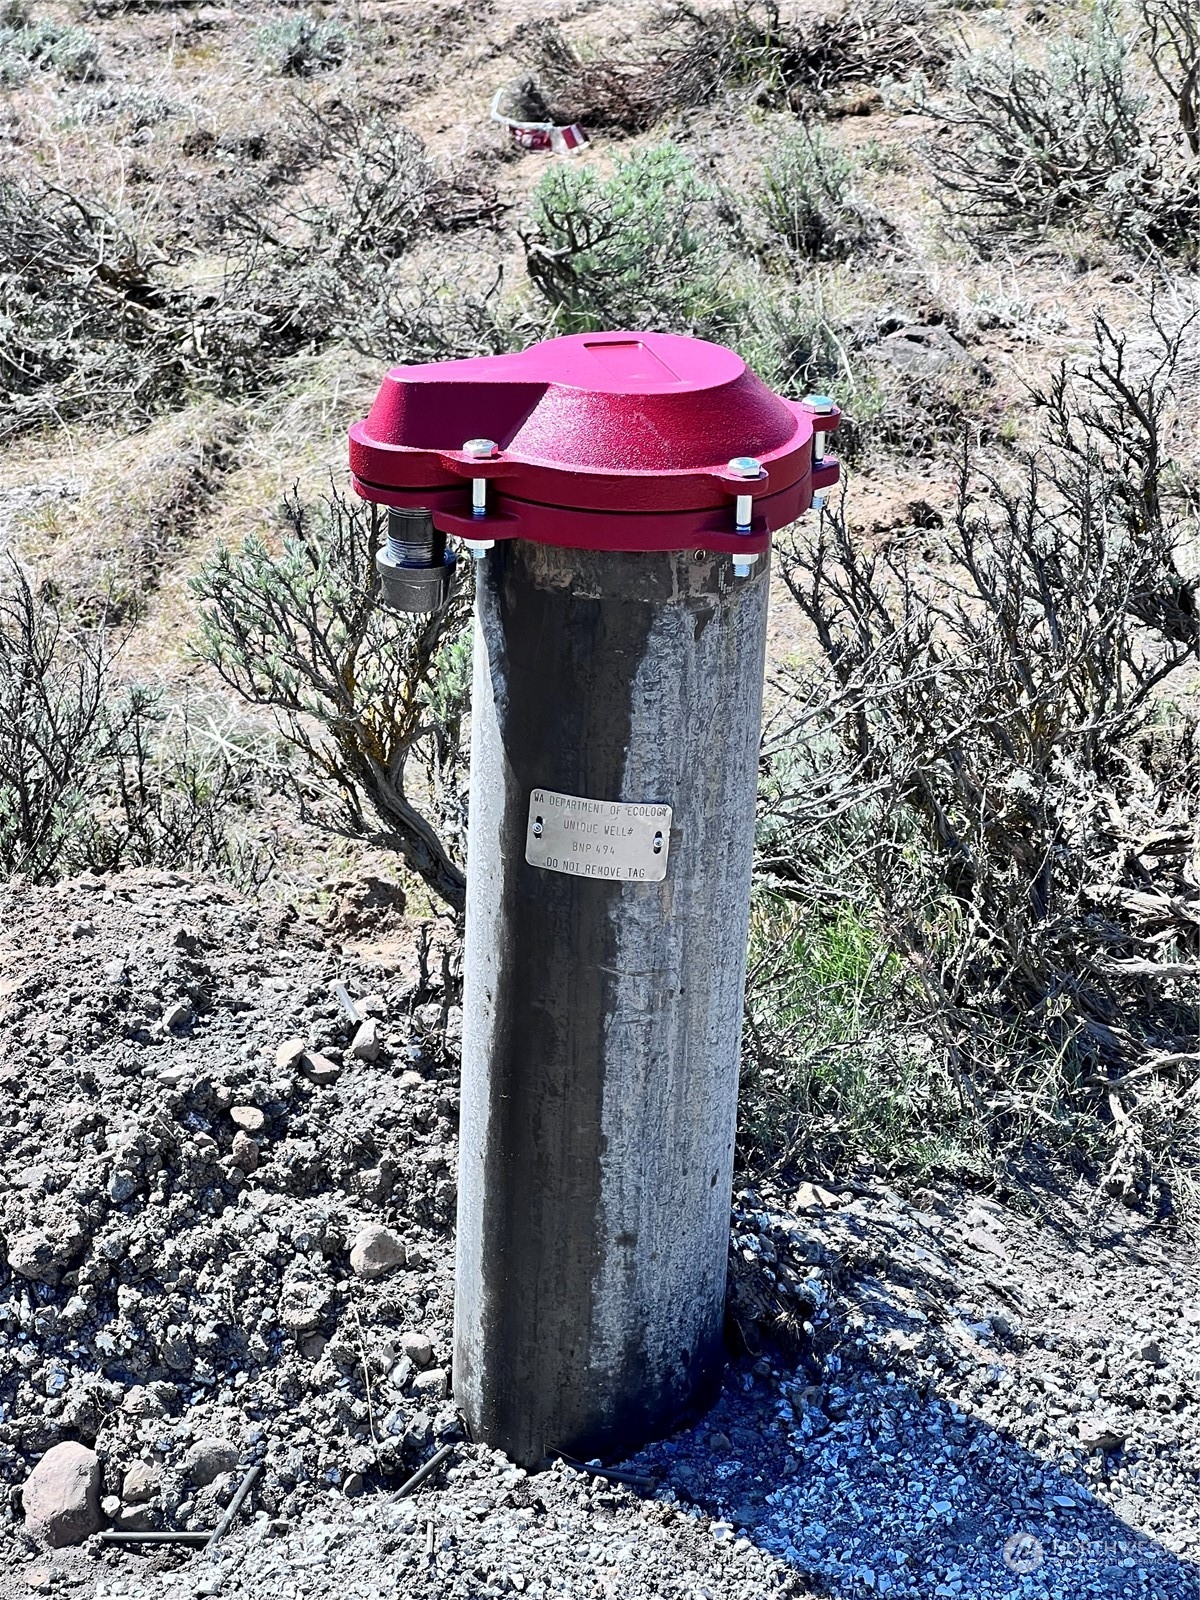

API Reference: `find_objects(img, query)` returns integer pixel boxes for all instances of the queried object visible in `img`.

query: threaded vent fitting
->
[386,507,439,568]
[376,507,455,614]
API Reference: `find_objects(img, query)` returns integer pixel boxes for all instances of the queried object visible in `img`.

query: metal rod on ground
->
[396,1444,455,1498]
[333,982,361,1023]
[204,1461,264,1553]
[551,1452,656,1491]
[100,1532,212,1546]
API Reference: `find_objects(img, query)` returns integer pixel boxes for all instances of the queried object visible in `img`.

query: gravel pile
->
[2,871,1199,1598]
[631,1191,1200,1598]
[0,871,461,1533]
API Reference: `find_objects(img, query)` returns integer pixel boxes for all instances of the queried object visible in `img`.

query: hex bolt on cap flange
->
[802,394,836,415]
[728,456,763,552]
[464,438,500,523]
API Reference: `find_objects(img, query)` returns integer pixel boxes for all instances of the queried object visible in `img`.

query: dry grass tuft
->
[506,0,946,133]
[23,407,245,624]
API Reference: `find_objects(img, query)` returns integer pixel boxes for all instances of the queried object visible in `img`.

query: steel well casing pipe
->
[347,329,840,1469]
[455,542,770,1467]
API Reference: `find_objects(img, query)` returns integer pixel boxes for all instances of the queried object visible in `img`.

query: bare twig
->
[349,1301,381,1460]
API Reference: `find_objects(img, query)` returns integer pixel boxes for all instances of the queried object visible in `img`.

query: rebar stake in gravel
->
[205,1461,264,1553]
[551,1452,656,1492]
[396,1443,455,1499]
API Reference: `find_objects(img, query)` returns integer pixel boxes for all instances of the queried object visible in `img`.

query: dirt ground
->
[1,872,1199,1597]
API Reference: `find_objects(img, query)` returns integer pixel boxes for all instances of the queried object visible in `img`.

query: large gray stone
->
[22,1442,102,1547]
[183,1436,238,1487]
[231,1131,260,1173]
[8,1231,63,1285]
[274,1035,306,1071]
[8,1216,84,1286]
[866,323,991,384]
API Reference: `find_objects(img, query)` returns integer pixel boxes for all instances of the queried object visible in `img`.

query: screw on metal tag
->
[525,790,672,881]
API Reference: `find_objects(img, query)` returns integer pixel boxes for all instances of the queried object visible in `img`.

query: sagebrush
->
[756,311,1200,1204]
[522,142,846,396]
[0,115,498,439]
[919,0,1200,254]
[193,489,472,914]
[0,561,272,885]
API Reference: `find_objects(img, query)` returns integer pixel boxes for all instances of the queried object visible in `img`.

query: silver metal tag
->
[525,789,672,881]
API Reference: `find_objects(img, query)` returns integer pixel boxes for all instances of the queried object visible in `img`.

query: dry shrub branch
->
[769,311,1200,1202]
[193,490,471,915]
[0,561,272,884]
[508,0,945,134]
[918,0,1200,254]
[0,113,499,440]
[1142,0,1200,159]
[0,180,203,439]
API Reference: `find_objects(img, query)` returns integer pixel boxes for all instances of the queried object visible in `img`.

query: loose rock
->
[122,1461,161,1503]
[300,1051,341,1086]
[275,1036,306,1071]
[350,1019,381,1063]
[163,999,192,1031]
[184,1437,238,1487]
[8,1230,65,1286]
[231,1131,260,1173]
[400,1330,433,1368]
[22,1442,102,1548]
[410,1367,448,1400]
[1076,1415,1127,1452]
[349,1224,406,1280]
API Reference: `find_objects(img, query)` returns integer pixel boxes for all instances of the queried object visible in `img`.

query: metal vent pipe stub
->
[349,330,841,1469]
[376,506,455,615]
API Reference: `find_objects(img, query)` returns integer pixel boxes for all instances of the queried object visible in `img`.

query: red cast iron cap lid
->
[348,330,840,553]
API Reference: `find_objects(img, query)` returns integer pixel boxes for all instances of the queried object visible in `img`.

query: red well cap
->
[348,331,839,554]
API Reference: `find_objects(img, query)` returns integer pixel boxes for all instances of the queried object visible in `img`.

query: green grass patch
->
[740,891,990,1181]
